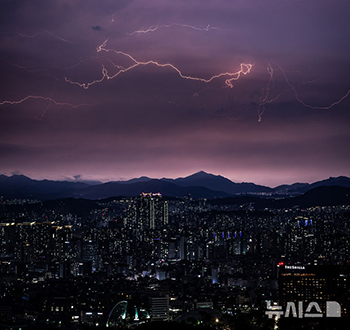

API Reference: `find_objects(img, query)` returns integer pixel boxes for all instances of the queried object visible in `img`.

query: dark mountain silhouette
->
[307,176,350,190]
[272,182,310,195]
[272,176,350,195]
[0,174,33,191]
[161,170,272,194]
[0,172,350,202]
[69,179,230,200]
[210,186,350,209]
[0,174,90,200]
[116,176,152,184]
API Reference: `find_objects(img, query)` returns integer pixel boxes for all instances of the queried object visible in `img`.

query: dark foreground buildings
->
[0,194,349,329]
[279,264,350,317]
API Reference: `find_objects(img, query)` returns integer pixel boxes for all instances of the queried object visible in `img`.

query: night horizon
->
[1,169,350,190]
[1,0,350,188]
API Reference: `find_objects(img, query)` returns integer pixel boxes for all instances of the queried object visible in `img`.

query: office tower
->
[164,201,169,226]
[138,193,167,230]
[279,265,350,316]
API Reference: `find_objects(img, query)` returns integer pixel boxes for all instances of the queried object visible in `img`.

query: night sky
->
[1,0,350,187]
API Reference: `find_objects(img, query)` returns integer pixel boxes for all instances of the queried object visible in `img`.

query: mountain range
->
[1,171,350,201]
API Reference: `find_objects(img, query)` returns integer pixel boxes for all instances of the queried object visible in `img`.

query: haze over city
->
[1,0,350,187]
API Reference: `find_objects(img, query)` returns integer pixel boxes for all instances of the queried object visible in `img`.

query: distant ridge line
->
[0,171,350,201]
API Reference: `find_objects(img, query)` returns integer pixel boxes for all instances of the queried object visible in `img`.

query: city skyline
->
[1,0,350,187]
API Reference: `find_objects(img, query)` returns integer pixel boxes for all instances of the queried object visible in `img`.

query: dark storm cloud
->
[0,0,350,185]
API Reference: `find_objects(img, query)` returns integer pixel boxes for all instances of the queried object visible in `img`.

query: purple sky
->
[1,0,350,187]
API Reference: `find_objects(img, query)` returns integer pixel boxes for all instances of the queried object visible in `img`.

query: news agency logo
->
[265,301,341,319]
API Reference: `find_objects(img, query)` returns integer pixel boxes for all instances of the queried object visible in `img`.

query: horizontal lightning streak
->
[64,65,108,89]
[17,31,72,43]
[127,23,219,35]
[65,39,253,89]
[0,95,91,108]
[9,58,95,73]
[104,50,252,86]
[12,29,348,122]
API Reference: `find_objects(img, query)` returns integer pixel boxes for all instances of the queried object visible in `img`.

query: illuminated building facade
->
[138,193,168,230]
[279,265,350,317]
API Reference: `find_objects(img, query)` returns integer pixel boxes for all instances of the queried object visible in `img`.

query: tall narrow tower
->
[138,193,166,230]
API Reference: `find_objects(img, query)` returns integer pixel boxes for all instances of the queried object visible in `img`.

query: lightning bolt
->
[0,95,91,108]
[3,23,349,124]
[127,23,219,35]
[257,63,275,122]
[9,58,93,73]
[254,63,350,121]
[35,82,58,120]
[104,57,126,70]
[64,64,108,89]
[277,64,350,110]
[65,38,253,89]
[16,31,73,43]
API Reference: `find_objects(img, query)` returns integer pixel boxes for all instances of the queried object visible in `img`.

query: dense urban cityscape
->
[1,183,349,329]
[1,1,350,329]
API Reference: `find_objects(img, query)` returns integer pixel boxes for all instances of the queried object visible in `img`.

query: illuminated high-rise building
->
[164,201,169,226]
[138,193,168,230]
[279,265,350,317]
